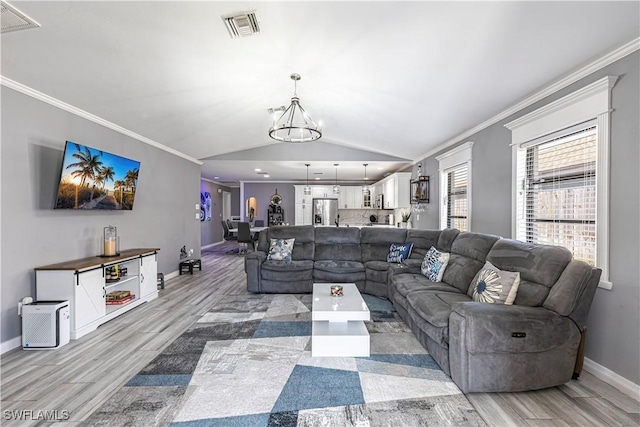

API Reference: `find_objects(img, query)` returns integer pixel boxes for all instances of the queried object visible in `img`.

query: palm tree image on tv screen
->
[55,142,141,210]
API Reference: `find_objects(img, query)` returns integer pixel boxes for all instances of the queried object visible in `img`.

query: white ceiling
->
[2,1,638,186]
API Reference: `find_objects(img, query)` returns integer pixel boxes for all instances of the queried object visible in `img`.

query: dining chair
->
[237,222,254,255]
[254,219,265,227]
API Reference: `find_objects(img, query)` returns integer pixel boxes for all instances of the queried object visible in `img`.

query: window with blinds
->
[444,164,469,231]
[515,125,597,265]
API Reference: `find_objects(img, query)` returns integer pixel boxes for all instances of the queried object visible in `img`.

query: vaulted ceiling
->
[2,1,638,185]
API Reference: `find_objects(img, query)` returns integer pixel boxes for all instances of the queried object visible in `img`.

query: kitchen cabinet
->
[374,172,411,209]
[35,249,159,340]
[294,203,313,225]
[312,186,338,199]
[338,186,364,209]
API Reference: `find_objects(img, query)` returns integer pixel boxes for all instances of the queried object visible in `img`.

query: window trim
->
[505,76,617,289]
[436,141,474,231]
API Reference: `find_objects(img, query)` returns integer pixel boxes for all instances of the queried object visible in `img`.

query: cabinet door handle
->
[103,287,106,298]
[141,273,144,283]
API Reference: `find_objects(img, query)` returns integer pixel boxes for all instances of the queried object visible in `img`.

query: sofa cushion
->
[314,259,366,284]
[469,262,520,305]
[487,239,572,306]
[267,238,295,261]
[437,228,460,252]
[261,259,314,281]
[387,243,413,263]
[393,273,463,298]
[406,290,472,346]
[361,228,408,262]
[421,247,450,282]
[406,229,442,260]
[315,227,362,261]
[258,225,315,260]
[314,260,365,274]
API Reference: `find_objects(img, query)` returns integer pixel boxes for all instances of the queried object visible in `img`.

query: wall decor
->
[201,192,212,221]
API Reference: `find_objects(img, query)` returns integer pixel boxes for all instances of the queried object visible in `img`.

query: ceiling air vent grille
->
[1,1,40,34]
[222,11,260,39]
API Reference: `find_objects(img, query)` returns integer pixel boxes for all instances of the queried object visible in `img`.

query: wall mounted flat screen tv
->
[55,141,141,210]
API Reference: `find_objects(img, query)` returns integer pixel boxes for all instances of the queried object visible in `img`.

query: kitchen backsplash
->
[338,209,392,225]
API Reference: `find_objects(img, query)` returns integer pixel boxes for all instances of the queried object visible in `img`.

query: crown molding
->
[415,37,640,163]
[0,76,203,166]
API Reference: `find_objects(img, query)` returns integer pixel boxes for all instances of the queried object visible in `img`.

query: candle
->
[104,239,116,256]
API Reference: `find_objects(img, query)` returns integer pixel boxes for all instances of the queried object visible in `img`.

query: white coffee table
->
[311,283,370,357]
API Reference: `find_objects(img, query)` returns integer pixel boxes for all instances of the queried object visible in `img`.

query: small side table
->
[179,259,202,275]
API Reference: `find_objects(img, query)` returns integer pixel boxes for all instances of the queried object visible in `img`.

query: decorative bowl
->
[330,285,344,296]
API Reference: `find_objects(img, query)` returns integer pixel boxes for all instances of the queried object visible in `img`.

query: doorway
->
[222,191,231,220]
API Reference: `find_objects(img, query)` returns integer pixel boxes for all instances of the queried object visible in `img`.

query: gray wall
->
[243,183,295,225]
[200,180,229,247]
[1,87,202,344]
[230,187,240,217]
[413,52,640,385]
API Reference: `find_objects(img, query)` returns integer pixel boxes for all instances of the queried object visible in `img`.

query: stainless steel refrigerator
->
[313,198,338,226]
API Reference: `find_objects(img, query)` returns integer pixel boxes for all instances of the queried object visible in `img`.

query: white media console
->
[35,248,159,340]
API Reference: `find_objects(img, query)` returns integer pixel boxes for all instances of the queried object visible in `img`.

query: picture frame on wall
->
[410,176,430,204]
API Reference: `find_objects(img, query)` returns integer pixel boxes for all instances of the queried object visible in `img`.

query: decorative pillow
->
[421,246,450,282]
[387,243,414,263]
[266,238,295,262]
[470,261,521,305]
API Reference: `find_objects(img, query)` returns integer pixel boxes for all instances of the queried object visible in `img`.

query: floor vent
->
[222,11,260,39]
[1,1,40,34]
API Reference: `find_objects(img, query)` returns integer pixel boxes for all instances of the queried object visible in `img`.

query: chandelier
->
[333,164,340,195]
[268,73,322,143]
[362,163,370,195]
[304,164,311,195]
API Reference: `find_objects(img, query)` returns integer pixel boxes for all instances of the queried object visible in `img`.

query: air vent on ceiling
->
[1,1,40,34]
[222,11,260,39]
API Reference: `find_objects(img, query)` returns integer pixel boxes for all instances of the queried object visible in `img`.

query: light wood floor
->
[1,244,638,426]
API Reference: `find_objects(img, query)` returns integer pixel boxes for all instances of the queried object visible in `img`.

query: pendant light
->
[332,164,340,195]
[362,163,370,195]
[304,164,311,195]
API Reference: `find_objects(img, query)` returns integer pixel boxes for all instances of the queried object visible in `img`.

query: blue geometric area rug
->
[87,294,485,426]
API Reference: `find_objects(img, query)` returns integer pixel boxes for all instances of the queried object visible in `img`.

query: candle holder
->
[330,285,344,297]
[102,225,120,257]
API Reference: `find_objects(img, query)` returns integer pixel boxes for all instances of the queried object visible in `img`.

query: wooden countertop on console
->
[35,248,160,271]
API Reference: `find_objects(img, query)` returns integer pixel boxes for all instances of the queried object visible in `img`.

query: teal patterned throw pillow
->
[267,238,295,262]
[421,246,450,282]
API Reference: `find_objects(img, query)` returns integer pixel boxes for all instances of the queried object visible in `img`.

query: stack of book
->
[105,265,128,282]
[106,290,134,305]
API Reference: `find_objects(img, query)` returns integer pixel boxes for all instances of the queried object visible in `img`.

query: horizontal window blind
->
[515,126,597,265]
[446,164,469,231]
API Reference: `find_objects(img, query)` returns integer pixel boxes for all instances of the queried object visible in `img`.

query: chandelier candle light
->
[268,73,322,143]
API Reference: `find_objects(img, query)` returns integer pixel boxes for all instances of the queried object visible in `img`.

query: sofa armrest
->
[245,251,267,292]
[450,302,578,353]
[449,302,581,392]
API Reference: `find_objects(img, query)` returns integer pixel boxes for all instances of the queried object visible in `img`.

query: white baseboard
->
[164,270,179,280]
[584,357,640,399]
[201,240,225,250]
[1,336,22,354]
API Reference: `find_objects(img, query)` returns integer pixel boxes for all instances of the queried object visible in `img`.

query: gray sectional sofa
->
[244,225,601,393]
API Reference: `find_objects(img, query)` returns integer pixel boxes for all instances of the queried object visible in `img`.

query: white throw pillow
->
[470,261,521,305]
[420,246,450,282]
[266,238,295,262]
